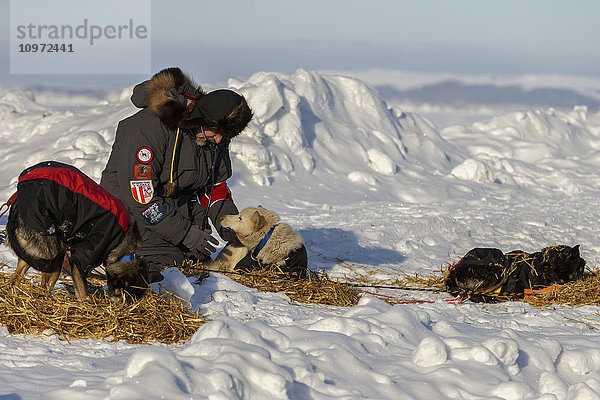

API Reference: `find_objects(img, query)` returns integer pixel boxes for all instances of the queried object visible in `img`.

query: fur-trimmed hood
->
[131,67,205,128]
[132,67,253,138]
[179,89,253,139]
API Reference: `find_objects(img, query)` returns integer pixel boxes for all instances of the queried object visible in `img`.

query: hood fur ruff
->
[144,67,253,138]
[179,94,253,139]
[144,67,205,128]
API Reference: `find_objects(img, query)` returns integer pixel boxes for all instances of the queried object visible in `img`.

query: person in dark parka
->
[101,67,252,280]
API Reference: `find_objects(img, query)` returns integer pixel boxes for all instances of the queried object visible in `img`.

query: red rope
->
[393,297,462,304]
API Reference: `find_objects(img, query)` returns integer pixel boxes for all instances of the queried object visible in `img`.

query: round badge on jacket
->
[136,147,153,163]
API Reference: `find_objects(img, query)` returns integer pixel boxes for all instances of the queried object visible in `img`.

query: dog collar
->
[251,225,276,260]
[117,253,138,263]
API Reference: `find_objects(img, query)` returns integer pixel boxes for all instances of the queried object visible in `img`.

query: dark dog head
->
[105,258,149,300]
[104,222,149,301]
[538,245,585,284]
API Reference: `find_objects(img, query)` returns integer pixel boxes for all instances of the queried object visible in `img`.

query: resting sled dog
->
[444,245,585,302]
[5,161,148,300]
[209,206,308,278]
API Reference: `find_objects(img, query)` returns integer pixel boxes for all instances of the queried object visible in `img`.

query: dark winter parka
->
[9,161,131,274]
[101,67,252,265]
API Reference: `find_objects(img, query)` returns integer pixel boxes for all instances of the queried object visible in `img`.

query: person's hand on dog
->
[183,225,218,258]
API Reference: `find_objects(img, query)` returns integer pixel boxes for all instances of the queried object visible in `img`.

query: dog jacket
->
[445,245,585,302]
[10,161,131,273]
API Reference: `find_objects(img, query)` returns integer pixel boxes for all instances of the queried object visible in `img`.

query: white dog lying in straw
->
[209,206,308,277]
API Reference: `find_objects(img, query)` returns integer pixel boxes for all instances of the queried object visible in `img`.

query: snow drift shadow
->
[299,227,406,271]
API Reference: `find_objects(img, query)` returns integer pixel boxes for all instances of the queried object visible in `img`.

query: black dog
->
[5,161,148,300]
[445,245,585,301]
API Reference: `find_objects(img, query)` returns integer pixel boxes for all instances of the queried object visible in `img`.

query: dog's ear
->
[251,210,266,231]
[571,245,585,278]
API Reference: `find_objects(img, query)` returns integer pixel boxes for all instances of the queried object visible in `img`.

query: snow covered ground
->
[2,69,600,399]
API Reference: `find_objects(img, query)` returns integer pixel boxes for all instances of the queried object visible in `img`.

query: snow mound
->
[0,88,136,195]
[445,106,600,194]
[227,69,457,193]
[228,71,600,202]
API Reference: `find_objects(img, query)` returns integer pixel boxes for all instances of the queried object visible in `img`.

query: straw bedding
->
[217,263,600,308]
[0,267,204,344]
[522,271,600,307]
[3,256,597,345]
[185,263,361,307]
[0,262,360,344]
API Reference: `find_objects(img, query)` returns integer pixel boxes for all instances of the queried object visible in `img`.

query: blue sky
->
[1,0,599,87]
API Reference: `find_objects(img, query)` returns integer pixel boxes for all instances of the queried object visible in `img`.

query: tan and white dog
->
[209,206,308,276]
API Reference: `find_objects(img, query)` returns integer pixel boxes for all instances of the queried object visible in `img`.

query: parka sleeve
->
[192,142,238,234]
[212,144,238,230]
[110,118,192,245]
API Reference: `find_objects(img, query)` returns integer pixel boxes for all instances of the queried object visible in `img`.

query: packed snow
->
[2,69,600,399]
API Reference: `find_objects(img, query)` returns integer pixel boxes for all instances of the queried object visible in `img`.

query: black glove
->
[220,227,238,242]
[182,225,218,258]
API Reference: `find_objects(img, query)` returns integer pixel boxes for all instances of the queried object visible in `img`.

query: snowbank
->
[446,106,600,195]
